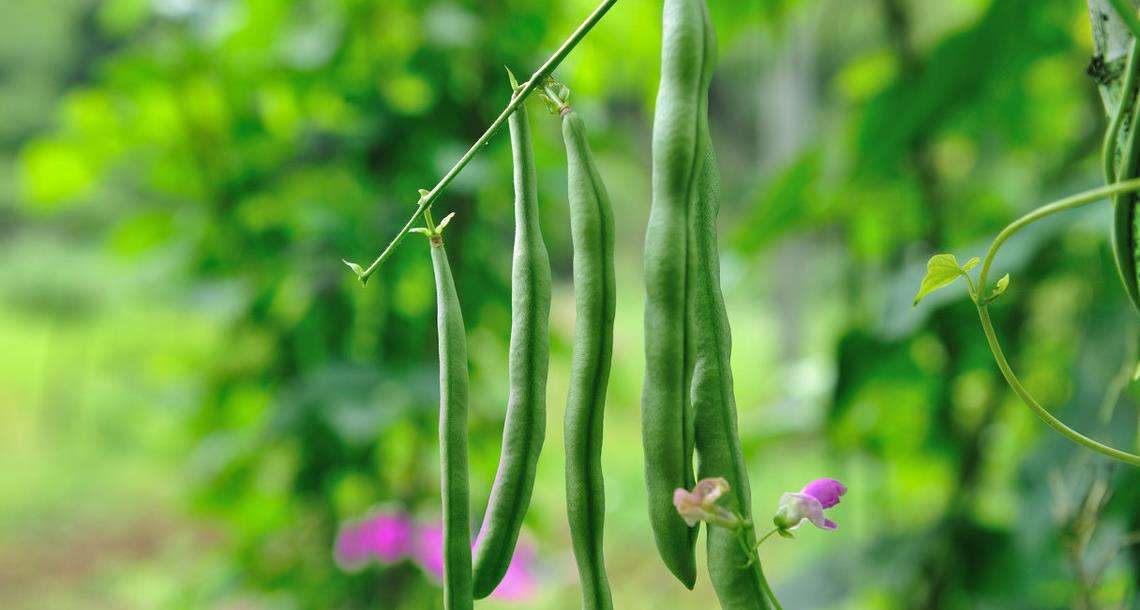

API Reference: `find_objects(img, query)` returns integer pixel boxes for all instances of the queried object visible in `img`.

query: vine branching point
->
[913,179,1140,466]
[342,0,618,284]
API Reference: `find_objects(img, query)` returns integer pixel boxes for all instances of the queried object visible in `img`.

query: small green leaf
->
[505,67,520,91]
[913,253,971,306]
[962,257,980,272]
[436,212,456,232]
[776,528,796,539]
[987,274,1010,302]
[342,260,368,284]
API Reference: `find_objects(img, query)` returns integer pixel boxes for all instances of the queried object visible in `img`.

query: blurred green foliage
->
[3,0,1140,609]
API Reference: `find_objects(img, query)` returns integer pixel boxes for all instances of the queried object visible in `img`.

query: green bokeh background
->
[3,0,1140,608]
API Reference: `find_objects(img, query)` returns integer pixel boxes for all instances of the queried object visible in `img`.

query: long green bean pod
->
[690,140,770,609]
[642,0,721,588]
[471,81,552,599]
[1111,41,1140,313]
[427,226,474,610]
[543,85,616,610]
[682,1,770,607]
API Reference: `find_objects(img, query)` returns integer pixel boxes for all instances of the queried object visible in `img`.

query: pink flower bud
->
[673,477,740,529]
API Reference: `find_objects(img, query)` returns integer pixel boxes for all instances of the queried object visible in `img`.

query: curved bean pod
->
[1112,42,1140,313]
[642,0,716,588]
[559,102,616,610]
[428,231,474,610]
[471,87,552,599]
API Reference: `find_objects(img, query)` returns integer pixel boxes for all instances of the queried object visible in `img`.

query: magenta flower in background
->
[414,524,539,601]
[487,542,538,601]
[411,522,445,579]
[773,477,847,532]
[335,509,539,602]
[334,509,415,570]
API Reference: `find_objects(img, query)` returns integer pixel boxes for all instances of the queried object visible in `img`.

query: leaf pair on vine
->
[912,253,1009,307]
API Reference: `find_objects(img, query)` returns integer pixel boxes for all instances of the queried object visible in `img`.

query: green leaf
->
[913,254,972,306]
[961,257,980,272]
[435,212,456,232]
[988,274,1010,302]
[342,260,368,284]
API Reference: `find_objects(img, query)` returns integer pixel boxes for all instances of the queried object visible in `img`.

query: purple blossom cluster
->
[334,507,538,602]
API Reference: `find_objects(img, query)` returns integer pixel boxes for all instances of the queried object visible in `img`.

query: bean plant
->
[341,0,1140,608]
[913,0,1140,467]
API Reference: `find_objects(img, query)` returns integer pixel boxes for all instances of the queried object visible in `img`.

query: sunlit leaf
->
[913,254,971,306]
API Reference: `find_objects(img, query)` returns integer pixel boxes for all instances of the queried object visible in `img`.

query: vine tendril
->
[973,179,1140,466]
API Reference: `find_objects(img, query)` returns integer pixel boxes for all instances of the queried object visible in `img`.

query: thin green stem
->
[736,525,782,610]
[1108,0,1140,42]
[755,560,782,610]
[974,178,1140,466]
[752,527,779,550]
[978,179,1140,288]
[346,0,618,283]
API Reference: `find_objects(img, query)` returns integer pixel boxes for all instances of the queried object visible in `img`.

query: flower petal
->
[800,478,847,509]
[694,477,731,505]
[773,492,827,531]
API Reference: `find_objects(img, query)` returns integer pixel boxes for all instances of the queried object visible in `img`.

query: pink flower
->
[773,478,847,532]
[334,509,415,570]
[413,522,539,602]
[800,478,846,509]
[411,522,445,579]
[672,477,740,529]
[489,543,538,601]
[335,509,540,602]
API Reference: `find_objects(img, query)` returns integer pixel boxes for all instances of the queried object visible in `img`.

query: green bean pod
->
[429,232,474,610]
[1111,42,1140,314]
[683,1,770,606]
[690,139,770,609]
[471,88,552,599]
[560,103,616,610]
[642,0,717,588]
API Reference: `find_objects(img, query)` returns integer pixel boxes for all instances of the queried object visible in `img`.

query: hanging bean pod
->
[641,0,718,588]
[1111,41,1140,314]
[426,225,474,610]
[544,83,616,610]
[471,79,553,600]
[690,138,770,609]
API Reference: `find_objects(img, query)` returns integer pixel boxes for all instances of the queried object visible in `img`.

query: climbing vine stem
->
[343,0,618,284]
[974,179,1140,466]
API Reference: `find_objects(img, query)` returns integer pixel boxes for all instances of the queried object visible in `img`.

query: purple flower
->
[334,509,415,570]
[413,522,539,602]
[335,508,540,602]
[800,478,846,509]
[411,522,445,579]
[489,543,538,601]
[673,477,740,529]
[773,478,847,532]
